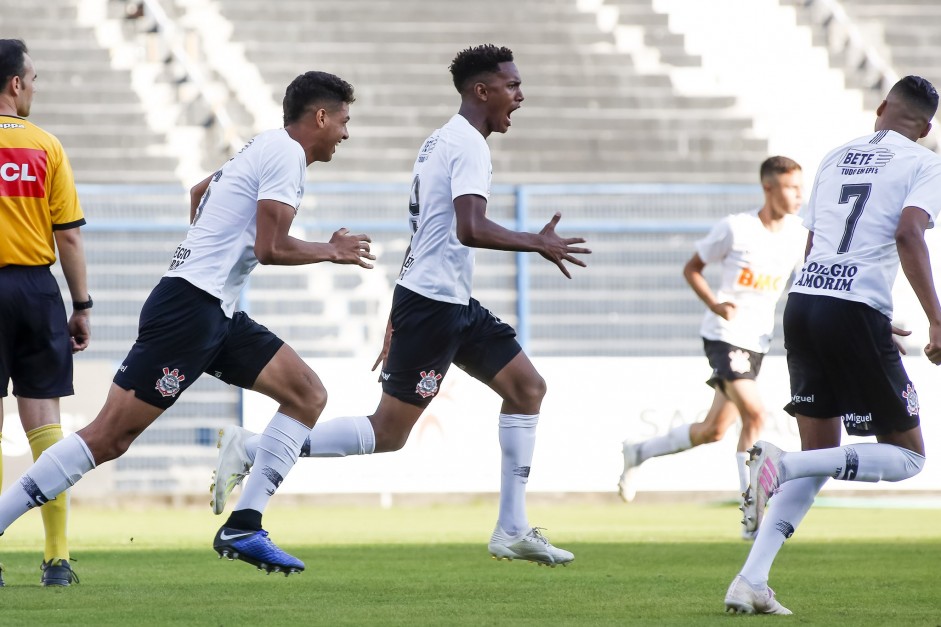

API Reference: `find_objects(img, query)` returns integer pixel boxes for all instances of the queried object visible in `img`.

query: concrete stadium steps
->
[213,0,764,183]
[1,0,180,184]
[606,0,703,66]
[782,0,941,116]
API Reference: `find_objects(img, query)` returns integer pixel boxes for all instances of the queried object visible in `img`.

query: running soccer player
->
[618,156,805,529]
[211,44,590,567]
[0,71,375,577]
[725,75,941,615]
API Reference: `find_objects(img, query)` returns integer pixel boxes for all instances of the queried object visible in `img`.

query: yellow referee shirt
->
[0,114,84,267]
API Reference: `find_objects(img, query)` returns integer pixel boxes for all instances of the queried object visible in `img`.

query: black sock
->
[224,509,262,531]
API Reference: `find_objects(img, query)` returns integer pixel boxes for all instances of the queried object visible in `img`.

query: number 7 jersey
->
[791,129,941,318]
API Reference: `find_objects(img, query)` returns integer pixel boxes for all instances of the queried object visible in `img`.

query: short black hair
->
[889,75,939,121]
[760,155,801,182]
[449,45,514,93]
[0,39,28,91]
[282,71,355,126]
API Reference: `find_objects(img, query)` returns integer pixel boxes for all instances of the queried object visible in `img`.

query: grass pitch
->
[1,499,939,626]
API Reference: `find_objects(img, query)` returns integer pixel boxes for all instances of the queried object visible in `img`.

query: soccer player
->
[211,44,589,567]
[618,156,805,524]
[0,39,90,587]
[725,75,941,615]
[0,71,375,576]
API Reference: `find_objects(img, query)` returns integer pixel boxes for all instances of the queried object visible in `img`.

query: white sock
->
[243,415,376,462]
[782,443,925,483]
[497,413,538,536]
[233,413,308,515]
[736,452,750,496]
[0,434,95,533]
[636,424,693,463]
[740,476,827,585]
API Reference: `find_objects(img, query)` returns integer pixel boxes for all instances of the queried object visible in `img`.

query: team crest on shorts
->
[415,370,443,398]
[902,383,919,416]
[155,367,186,398]
[728,349,752,374]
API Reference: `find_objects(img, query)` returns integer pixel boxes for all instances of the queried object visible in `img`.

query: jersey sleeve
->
[449,135,491,200]
[902,158,941,226]
[47,139,84,230]
[257,137,305,209]
[694,217,733,264]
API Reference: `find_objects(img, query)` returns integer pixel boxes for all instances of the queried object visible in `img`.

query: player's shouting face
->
[483,62,524,135]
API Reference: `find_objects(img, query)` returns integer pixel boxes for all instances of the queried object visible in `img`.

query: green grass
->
[1,501,939,625]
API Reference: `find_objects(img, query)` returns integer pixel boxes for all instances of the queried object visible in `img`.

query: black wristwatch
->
[73,295,93,311]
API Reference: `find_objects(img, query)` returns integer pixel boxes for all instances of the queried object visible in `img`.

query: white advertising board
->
[243,356,940,495]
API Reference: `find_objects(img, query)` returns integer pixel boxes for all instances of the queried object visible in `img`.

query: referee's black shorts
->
[0,265,73,398]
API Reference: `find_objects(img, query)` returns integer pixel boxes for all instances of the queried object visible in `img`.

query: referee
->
[0,39,89,587]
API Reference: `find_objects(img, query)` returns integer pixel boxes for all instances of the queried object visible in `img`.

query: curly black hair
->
[889,75,939,122]
[283,71,355,125]
[0,39,28,91]
[449,44,514,93]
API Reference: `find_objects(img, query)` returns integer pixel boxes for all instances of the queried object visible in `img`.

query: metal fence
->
[53,182,766,495]
[72,181,764,358]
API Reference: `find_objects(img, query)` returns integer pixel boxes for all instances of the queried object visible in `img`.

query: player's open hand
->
[371,321,393,381]
[330,228,375,268]
[537,212,590,278]
[890,325,911,355]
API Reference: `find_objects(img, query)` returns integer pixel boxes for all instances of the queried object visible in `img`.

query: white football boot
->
[725,575,792,615]
[210,426,253,515]
[741,440,785,533]
[617,441,641,503]
[488,525,574,567]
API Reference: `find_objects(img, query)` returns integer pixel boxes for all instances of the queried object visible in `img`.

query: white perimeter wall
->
[244,356,941,495]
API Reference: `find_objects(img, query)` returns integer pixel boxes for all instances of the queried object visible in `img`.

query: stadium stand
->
[784,0,941,150]
[5,0,180,184]
[6,0,937,497]
[170,0,769,184]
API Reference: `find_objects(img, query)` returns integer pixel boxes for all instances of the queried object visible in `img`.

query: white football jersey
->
[396,114,492,304]
[165,129,306,316]
[791,130,941,318]
[697,209,806,353]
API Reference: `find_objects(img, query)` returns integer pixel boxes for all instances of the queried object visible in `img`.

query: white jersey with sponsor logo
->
[697,209,806,353]
[164,129,306,317]
[396,114,492,305]
[791,130,941,318]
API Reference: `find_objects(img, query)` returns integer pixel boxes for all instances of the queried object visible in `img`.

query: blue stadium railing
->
[75,182,763,352]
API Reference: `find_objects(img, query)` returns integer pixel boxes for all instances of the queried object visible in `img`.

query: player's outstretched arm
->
[454,195,590,278]
[896,206,941,364]
[255,199,375,268]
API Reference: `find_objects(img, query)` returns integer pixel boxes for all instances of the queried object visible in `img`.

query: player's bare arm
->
[454,194,590,278]
[683,253,736,321]
[254,198,375,268]
[53,226,91,352]
[189,174,213,224]
[895,205,941,364]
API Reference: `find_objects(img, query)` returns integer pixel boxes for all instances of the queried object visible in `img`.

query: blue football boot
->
[213,526,304,576]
